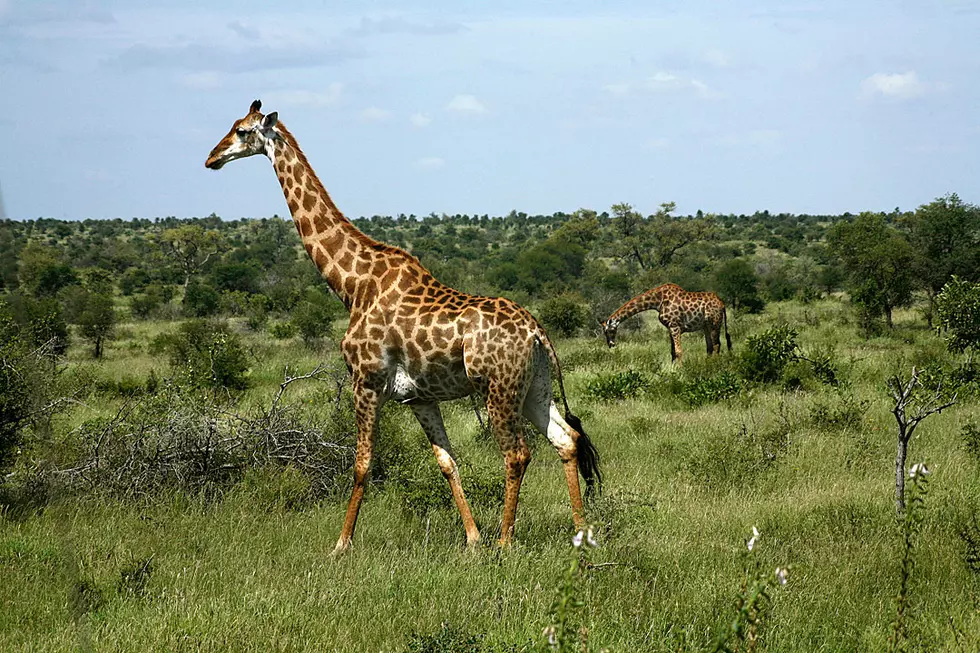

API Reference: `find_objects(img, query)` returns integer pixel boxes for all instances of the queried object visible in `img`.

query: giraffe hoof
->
[330,540,352,557]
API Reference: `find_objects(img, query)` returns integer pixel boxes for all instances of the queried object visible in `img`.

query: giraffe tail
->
[535,327,603,497]
[723,307,732,351]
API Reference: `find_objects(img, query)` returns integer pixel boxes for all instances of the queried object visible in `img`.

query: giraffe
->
[206,101,601,553]
[601,283,731,364]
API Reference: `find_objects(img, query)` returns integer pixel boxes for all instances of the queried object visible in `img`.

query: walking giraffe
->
[602,283,731,364]
[206,101,600,553]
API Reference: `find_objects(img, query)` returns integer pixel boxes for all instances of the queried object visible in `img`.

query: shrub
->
[245,294,271,331]
[685,422,788,491]
[962,423,980,467]
[538,294,588,338]
[0,305,64,477]
[291,288,339,345]
[151,319,250,392]
[809,393,869,431]
[936,276,980,352]
[738,324,799,383]
[681,369,742,407]
[269,321,298,340]
[584,369,651,402]
[130,284,175,320]
[182,279,221,317]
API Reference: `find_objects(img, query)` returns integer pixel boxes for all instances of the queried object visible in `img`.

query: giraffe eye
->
[236,129,251,137]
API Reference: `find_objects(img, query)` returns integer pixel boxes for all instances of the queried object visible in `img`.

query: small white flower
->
[775,567,788,585]
[543,625,557,646]
[747,526,759,552]
[909,463,930,479]
[586,526,598,548]
[572,530,584,548]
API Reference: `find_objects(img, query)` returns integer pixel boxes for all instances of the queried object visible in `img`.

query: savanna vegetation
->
[2,194,980,651]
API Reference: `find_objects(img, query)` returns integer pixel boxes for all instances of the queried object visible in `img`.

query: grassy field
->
[2,298,980,651]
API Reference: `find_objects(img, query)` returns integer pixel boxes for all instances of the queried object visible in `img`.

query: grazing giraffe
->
[602,283,731,363]
[206,101,601,553]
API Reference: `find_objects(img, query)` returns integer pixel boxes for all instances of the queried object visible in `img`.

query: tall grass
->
[3,299,980,651]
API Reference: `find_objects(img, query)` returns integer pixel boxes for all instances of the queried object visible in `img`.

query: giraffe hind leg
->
[410,402,481,547]
[486,382,530,546]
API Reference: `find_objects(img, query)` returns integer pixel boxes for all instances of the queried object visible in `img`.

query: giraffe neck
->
[609,289,664,326]
[265,123,381,310]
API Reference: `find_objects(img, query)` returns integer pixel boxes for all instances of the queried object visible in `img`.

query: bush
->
[119,268,151,296]
[936,276,980,352]
[538,294,588,338]
[130,284,175,320]
[961,424,980,470]
[182,279,221,318]
[685,422,789,491]
[681,369,742,407]
[151,319,250,392]
[738,324,799,383]
[809,393,869,431]
[245,294,271,331]
[291,288,340,345]
[0,305,63,476]
[585,369,651,402]
[269,321,298,340]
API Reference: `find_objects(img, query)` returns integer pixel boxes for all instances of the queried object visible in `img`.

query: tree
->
[828,212,916,328]
[714,259,765,313]
[609,201,712,272]
[887,368,955,514]
[160,225,221,288]
[78,294,116,359]
[906,193,980,326]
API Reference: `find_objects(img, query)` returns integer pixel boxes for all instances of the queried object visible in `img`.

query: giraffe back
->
[659,287,727,334]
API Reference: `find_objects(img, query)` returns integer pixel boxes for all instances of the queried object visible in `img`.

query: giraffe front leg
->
[333,380,383,555]
[487,385,530,547]
[410,402,481,547]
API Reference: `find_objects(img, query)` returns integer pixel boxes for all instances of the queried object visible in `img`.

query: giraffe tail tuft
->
[723,308,732,351]
[565,412,602,498]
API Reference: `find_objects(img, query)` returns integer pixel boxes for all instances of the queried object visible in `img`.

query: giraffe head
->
[601,319,618,348]
[205,100,280,170]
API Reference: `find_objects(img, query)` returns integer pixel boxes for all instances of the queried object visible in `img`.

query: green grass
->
[3,298,980,651]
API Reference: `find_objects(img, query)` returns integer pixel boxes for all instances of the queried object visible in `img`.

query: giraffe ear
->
[250,99,262,113]
[262,112,278,130]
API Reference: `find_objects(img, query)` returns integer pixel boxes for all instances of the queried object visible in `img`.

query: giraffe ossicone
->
[206,100,601,553]
[602,283,731,363]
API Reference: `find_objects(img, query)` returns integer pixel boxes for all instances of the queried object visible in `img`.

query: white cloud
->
[413,157,445,170]
[445,94,488,114]
[603,72,722,99]
[265,84,345,108]
[360,106,393,122]
[410,112,432,127]
[862,71,928,99]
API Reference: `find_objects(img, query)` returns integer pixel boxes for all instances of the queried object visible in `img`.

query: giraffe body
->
[206,101,600,553]
[602,283,731,363]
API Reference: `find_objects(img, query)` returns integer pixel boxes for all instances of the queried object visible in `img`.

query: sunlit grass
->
[3,298,980,651]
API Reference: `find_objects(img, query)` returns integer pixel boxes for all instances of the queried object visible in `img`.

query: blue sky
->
[1,0,977,220]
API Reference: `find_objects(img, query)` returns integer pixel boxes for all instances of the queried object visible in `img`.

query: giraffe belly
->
[389,364,473,403]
